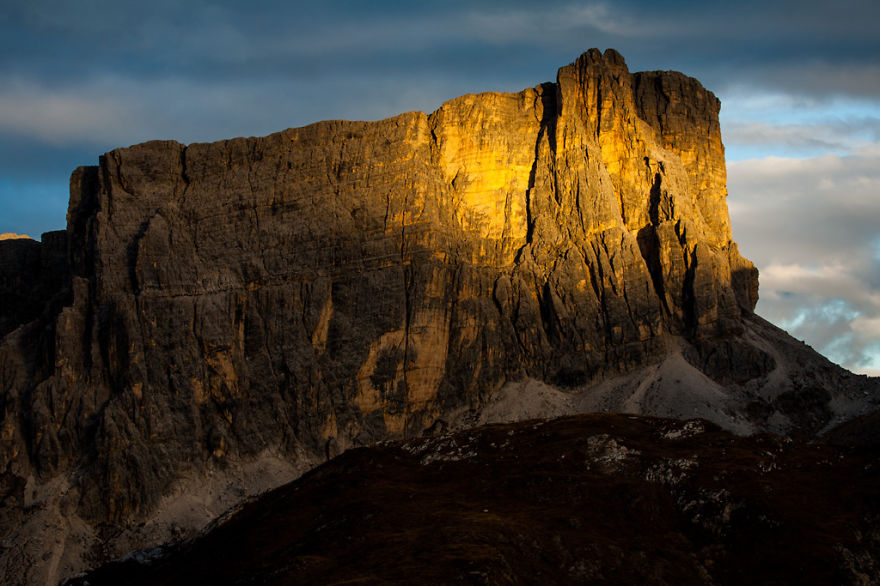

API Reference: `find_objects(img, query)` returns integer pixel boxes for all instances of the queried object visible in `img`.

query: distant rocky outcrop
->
[0,231,68,338]
[0,49,877,585]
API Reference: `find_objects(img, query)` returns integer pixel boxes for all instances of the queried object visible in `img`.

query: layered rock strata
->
[0,49,875,584]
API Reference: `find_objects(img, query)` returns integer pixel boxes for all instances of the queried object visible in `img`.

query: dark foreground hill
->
[70,413,880,585]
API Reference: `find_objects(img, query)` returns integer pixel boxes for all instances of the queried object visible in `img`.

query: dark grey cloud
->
[1,0,876,148]
[721,62,880,103]
[3,1,878,91]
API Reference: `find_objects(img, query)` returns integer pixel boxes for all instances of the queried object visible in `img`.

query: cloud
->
[756,274,880,374]
[3,2,878,114]
[719,88,880,160]
[728,146,880,373]
[0,68,476,149]
[460,3,676,43]
[728,148,880,262]
[722,117,880,159]
[755,62,880,101]
[715,63,880,113]
[0,78,139,145]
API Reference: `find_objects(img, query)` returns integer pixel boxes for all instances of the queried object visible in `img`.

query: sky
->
[1,0,878,375]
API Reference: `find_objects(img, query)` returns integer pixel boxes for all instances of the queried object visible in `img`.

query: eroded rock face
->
[0,49,873,584]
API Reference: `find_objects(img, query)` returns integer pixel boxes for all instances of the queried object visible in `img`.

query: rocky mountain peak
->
[0,49,876,585]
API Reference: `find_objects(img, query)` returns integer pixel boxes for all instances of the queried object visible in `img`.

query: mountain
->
[0,48,877,584]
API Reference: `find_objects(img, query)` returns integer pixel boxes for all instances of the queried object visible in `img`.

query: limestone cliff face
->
[4,46,749,518]
[0,49,844,583]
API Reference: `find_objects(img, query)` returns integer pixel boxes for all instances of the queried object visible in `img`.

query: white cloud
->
[0,75,290,146]
[723,118,880,158]
[0,79,137,145]
[0,71,469,148]
[719,90,880,161]
[728,146,880,374]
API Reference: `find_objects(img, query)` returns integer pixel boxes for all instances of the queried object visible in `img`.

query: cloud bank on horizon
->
[1,0,878,375]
